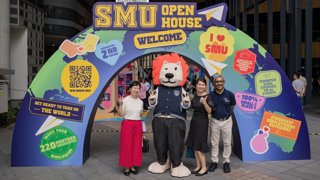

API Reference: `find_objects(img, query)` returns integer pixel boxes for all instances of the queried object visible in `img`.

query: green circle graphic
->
[39,126,78,161]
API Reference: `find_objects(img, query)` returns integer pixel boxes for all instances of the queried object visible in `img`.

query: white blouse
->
[122,95,143,120]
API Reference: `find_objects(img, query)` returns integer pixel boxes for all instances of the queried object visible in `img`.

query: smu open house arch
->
[11,2,310,166]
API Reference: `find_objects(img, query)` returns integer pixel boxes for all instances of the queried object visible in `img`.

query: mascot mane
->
[152,53,189,86]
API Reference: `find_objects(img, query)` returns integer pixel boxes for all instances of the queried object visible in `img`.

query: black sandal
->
[123,169,130,176]
[130,167,138,175]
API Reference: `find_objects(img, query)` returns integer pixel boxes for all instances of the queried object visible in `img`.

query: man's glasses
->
[215,80,224,83]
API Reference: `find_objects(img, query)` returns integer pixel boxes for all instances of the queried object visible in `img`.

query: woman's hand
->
[199,96,207,104]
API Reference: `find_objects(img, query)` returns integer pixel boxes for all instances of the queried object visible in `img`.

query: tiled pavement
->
[1,100,320,180]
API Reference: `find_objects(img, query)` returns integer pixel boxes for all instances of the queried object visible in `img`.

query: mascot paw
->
[171,162,191,177]
[182,92,191,106]
[148,90,157,105]
[148,161,170,174]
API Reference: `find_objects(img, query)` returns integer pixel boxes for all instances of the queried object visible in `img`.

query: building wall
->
[0,0,10,70]
[42,0,92,60]
[10,0,44,86]
[10,28,28,100]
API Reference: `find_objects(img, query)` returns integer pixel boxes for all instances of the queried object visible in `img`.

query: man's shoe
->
[223,162,231,173]
[208,162,218,172]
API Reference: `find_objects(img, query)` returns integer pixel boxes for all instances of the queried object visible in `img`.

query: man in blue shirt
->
[208,75,235,173]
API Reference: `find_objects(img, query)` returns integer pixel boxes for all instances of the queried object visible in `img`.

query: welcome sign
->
[11,2,310,166]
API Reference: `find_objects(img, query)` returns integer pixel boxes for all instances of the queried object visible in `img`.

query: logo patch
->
[174,90,180,96]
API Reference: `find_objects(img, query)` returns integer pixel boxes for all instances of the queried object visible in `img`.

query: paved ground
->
[1,97,320,180]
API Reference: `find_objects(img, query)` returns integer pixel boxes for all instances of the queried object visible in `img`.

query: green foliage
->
[7,105,20,123]
[0,105,20,127]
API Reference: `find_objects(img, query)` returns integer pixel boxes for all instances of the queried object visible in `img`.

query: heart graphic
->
[95,40,123,66]
[263,126,270,132]
[78,46,84,51]
[217,34,225,42]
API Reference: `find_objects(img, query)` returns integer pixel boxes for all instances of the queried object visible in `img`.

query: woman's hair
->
[196,77,207,85]
[127,80,141,91]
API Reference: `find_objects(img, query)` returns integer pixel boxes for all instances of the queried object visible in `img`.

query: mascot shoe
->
[171,162,191,177]
[148,159,170,174]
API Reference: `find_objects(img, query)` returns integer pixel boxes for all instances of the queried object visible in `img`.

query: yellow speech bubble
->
[199,26,234,62]
[61,60,99,102]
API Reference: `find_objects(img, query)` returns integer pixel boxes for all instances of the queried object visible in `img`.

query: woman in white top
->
[116,81,143,176]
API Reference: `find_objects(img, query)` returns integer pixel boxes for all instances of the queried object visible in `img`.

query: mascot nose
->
[165,73,174,79]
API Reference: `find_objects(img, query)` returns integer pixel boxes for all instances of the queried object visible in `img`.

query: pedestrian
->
[184,77,194,95]
[138,77,148,110]
[208,75,235,173]
[185,77,213,176]
[318,74,320,95]
[292,73,305,108]
[191,74,198,94]
[297,71,307,97]
[116,81,144,176]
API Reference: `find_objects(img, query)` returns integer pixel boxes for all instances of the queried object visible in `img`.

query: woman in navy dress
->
[185,77,213,176]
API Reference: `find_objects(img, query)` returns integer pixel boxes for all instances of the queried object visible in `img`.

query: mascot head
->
[152,53,189,87]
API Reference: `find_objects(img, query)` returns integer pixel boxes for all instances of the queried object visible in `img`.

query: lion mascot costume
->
[148,53,191,177]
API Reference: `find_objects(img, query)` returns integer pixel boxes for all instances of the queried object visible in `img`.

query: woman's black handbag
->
[142,138,149,153]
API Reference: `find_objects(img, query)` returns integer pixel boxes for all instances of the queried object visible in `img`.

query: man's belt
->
[213,116,230,121]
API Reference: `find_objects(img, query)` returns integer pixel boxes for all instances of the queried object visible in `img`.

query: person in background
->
[297,71,307,97]
[317,73,320,95]
[292,73,305,109]
[184,77,194,94]
[116,81,144,176]
[144,78,151,109]
[208,75,235,173]
[191,74,197,94]
[185,77,213,176]
[139,77,148,110]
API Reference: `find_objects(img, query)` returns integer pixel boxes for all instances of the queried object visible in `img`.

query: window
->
[44,5,85,26]
[10,0,18,5]
[28,48,32,55]
[32,66,37,73]
[10,7,18,15]
[10,17,18,24]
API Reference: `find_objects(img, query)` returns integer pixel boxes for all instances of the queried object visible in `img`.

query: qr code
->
[69,66,92,88]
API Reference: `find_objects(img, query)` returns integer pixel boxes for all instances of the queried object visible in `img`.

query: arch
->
[11,2,310,166]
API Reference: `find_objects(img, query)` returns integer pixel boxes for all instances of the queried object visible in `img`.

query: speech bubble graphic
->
[255,70,282,98]
[235,92,265,112]
[61,60,99,102]
[199,26,235,62]
[95,40,123,66]
[59,34,99,58]
[233,49,257,75]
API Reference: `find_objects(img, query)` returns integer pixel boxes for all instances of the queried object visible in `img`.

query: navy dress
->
[185,94,213,153]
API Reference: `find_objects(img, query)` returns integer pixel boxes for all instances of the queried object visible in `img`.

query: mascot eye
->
[165,68,168,70]
[174,67,177,70]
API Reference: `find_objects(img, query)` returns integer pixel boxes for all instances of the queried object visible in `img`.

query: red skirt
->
[119,120,142,168]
